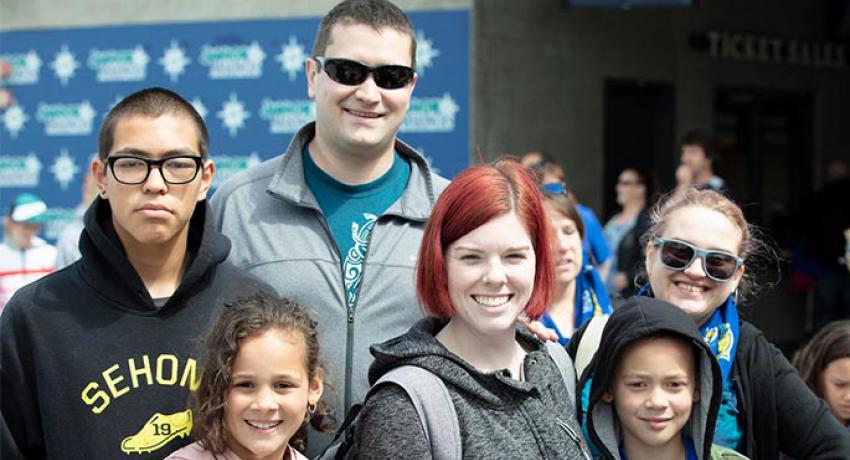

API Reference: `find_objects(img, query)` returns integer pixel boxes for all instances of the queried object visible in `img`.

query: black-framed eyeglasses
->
[313,56,415,90]
[107,155,204,185]
[652,237,743,282]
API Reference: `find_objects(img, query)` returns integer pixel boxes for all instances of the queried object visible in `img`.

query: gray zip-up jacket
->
[210,122,449,452]
[353,317,591,459]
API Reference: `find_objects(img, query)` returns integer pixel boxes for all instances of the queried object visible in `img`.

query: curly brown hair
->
[191,291,335,455]
[793,320,850,398]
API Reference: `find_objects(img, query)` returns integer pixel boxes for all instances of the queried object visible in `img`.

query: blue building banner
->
[0,11,470,242]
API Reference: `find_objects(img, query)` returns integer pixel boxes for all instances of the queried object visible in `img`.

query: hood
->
[77,197,231,314]
[585,297,722,460]
[368,317,548,406]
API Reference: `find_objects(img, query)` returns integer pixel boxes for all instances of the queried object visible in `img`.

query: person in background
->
[522,151,612,280]
[166,292,331,460]
[539,186,611,345]
[0,192,56,312]
[679,129,727,193]
[603,167,654,299]
[55,158,99,269]
[792,320,850,430]
[586,297,747,460]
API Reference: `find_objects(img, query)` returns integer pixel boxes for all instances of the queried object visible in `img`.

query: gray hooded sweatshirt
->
[353,317,591,459]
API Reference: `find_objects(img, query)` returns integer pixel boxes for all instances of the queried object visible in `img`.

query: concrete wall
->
[4,0,848,213]
[473,0,849,212]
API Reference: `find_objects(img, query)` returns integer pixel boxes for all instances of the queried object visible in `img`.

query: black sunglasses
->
[652,238,743,282]
[313,57,415,90]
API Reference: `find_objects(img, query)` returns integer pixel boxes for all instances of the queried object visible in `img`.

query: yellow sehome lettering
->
[128,355,153,388]
[81,382,110,414]
[103,363,130,399]
[180,358,199,390]
[156,354,179,385]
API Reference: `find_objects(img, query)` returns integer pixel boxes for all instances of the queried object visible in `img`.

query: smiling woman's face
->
[645,205,744,326]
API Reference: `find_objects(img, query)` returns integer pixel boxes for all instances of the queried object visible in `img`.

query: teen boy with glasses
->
[1,87,270,459]
[210,0,449,454]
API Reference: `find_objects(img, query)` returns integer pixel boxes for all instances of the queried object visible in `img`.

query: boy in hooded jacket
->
[585,296,747,460]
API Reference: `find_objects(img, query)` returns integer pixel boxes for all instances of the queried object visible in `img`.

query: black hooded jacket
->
[585,297,723,460]
[1,198,271,459]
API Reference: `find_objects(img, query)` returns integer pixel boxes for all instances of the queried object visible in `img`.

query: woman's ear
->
[602,390,613,403]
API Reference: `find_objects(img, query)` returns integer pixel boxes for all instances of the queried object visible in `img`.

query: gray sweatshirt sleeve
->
[353,384,433,459]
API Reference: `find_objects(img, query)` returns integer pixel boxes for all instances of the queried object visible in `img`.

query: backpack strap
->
[573,314,608,379]
[544,341,576,400]
[373,365,462,460]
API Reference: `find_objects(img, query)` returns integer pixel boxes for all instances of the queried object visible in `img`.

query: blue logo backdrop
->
[0,11,470,242]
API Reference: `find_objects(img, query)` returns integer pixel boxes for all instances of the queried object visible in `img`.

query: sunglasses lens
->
[324,59,369,85]
[705,253,737,280]
[660,240,694,270]
[322,58,412,89]
[373,66,414,89]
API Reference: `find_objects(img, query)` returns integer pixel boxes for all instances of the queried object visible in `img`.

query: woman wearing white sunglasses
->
[573,187,850,459]
[638,188,849,458]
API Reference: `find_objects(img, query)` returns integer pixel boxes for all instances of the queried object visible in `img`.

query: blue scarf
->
[542,263,612,346]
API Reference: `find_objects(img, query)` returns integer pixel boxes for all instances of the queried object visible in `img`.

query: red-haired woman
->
[351,160,589,459]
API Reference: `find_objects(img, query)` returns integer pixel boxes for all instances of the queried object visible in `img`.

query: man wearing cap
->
[0,193,56,311]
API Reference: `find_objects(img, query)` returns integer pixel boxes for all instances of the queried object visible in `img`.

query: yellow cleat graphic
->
[120,409,193,455]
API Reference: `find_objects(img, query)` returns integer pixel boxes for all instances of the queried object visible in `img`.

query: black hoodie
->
[585,297,723,460]
[1,198,271,459]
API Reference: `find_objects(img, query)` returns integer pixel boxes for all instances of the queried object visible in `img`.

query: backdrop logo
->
[0,51,42,84]
[275,36,306,81]
[50,45,80,86]
[3,105,29,138]
[0,153,42,187]
[191,97,208,120]
[36,101,96,136]
[213,153,261,187]
[88,46,149,82]
[415,31,441,75]
[217,93,250,136]
[199,41,265,79]
[50,149,80,190]
[159,40,191,83]
[259,99,314,134]
[400,93,459,133]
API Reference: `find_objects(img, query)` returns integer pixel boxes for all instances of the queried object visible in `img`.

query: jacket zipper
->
[557,418,592,460]
[342,218,379,411]
[311,211,356,412]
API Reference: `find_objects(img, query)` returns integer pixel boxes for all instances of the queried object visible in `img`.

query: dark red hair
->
[416,159,555,319]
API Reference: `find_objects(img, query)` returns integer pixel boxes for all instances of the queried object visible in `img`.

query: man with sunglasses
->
[211,0,448,454]
[1,87,270,459]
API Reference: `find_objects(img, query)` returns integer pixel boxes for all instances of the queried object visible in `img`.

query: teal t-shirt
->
[303,146,410,309]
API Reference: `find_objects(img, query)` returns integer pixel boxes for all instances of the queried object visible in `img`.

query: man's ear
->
[197,160,215,201]
[92,158,109,199]
[306,57,319,100]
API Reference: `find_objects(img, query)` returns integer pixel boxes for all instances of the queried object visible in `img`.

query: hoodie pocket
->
[557,418,592,460]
